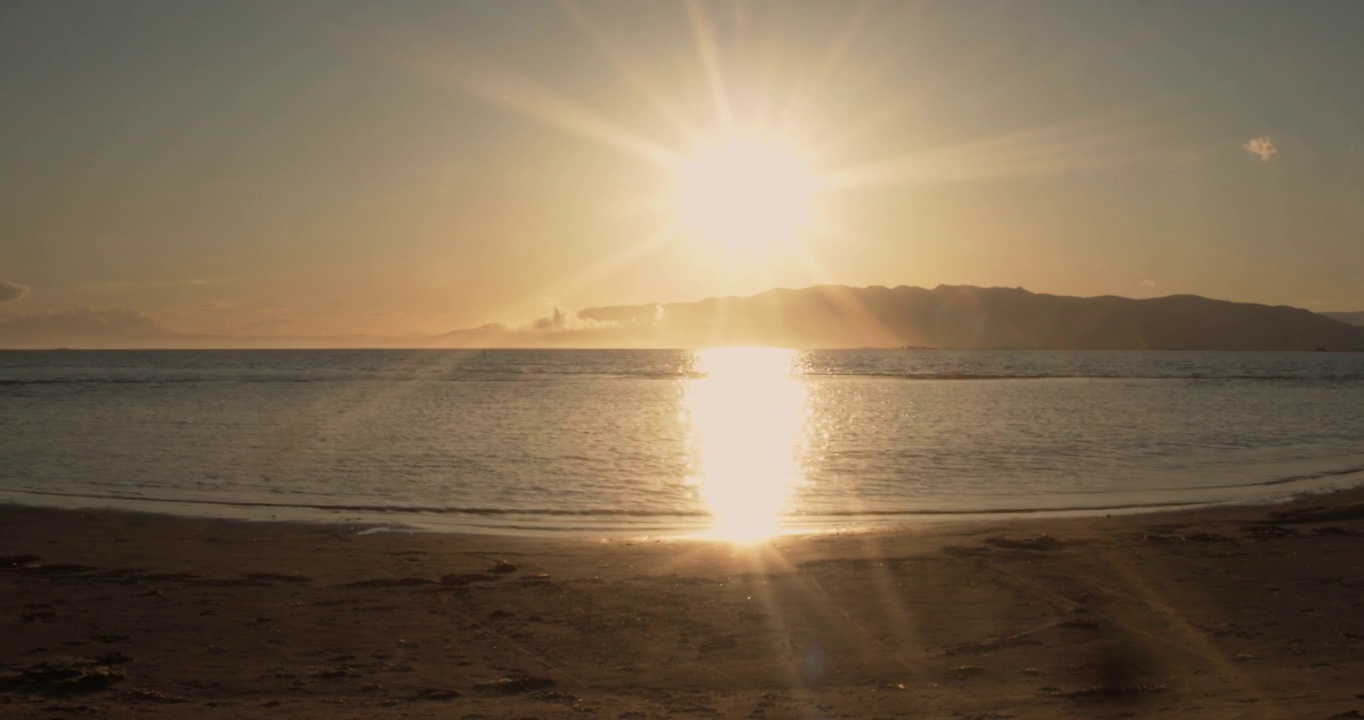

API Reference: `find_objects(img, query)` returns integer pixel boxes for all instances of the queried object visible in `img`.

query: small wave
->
[2,371,1360,386]
[14,465,1364,523]
[802,371,1364,382]
[3,486,1195,520]
[0,488,712,517]
[1257,464,1364,486]
[795,500,1208,516]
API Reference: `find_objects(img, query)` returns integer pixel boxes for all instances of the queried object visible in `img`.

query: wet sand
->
[3,491,1364,719]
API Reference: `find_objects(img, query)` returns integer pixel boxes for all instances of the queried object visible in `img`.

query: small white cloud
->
[0,281,29,303]
[1243,136,1278,162]
[1138,280,1157,288]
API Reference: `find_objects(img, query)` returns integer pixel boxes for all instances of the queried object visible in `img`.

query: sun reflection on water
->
[685,347,809,542]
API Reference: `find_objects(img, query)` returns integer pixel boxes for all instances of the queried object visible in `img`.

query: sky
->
[2,0,1363,342]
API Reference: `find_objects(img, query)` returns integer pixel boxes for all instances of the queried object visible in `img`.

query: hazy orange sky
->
[2,1,1363,340]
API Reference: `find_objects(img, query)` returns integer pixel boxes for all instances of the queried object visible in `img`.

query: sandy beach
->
[3,492,1364,719]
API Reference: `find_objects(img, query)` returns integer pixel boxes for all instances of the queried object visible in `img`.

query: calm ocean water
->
[2,349,1362,536]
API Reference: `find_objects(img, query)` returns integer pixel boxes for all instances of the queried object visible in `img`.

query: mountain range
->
[433,284,1364,351]
[3,285,1363,350]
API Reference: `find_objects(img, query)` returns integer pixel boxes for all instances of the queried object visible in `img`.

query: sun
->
[672,134,820,251]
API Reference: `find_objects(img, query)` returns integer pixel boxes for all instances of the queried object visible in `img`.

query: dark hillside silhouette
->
[1324,311,1364,328]
[529,284,1364,350]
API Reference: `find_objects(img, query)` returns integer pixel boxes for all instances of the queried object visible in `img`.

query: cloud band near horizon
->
[0,281,29,303]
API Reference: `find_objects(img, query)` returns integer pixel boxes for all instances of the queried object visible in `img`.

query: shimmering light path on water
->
[2,349,1363,536]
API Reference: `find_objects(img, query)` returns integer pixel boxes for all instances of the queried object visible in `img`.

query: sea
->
[2,348,1362,537]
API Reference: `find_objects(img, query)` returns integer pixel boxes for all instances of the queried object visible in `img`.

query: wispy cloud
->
[1242,136,1278,162]
[0,281,29,303]
[73,277,225,291]
[1138,280,1157,288]
[0,308,175,342]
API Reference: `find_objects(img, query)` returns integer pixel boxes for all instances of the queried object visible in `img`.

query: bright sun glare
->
[686,347,808,543]
[673,135,820,251]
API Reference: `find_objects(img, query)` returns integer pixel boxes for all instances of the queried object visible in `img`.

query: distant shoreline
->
[4,346,1364,352]
[5,285,1364,351]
